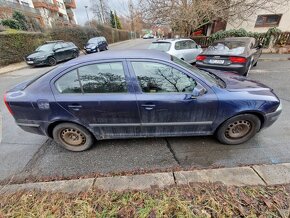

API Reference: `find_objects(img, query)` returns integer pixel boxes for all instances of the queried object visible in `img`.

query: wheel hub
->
[225,120,252,139]
[60,128,86,146]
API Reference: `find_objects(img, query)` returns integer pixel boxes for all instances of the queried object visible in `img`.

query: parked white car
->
[148,38,203,64]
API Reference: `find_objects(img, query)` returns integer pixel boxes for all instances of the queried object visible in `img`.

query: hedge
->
[0,30,46,66]
[0,25,135,66]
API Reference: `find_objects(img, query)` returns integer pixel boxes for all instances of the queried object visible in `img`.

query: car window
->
[148,42,171,52]
[206,41,246,55]
[61,43,70,48]
[55,70,82,93]
[78,62,127,93]
[187,40,197,49]
[35,43,55,52]
[175,41,188,50]
[54,43,63,50]
[132,62,197,93]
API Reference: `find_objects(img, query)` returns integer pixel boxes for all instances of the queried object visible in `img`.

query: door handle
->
[68,104,82,111]
[141,104,156,110]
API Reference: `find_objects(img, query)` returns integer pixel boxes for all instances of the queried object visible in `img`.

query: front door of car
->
[53,43,66,61]
[53,61,141,139]
[128,60,218,136]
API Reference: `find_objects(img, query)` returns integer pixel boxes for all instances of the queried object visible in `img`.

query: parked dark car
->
[143,34,154,39]
[5,50,281,152]
[84,37,108,54]
[25,41,79,66]
[196,37,262,76]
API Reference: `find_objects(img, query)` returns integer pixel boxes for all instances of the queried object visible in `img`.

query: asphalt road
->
[0,38,290,184]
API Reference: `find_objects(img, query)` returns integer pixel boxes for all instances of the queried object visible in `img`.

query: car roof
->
[153,38,192,43]
[63,49,171,66]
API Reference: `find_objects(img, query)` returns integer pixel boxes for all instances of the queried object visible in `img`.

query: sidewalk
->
[260,53,290,61]
[1,163,289,194]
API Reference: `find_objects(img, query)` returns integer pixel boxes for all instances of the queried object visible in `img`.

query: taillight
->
[196,55,206,61]
[4,93,13,115]
[229,56,247,63]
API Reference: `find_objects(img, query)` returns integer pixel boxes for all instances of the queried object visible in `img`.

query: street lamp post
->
[84,6,91,27]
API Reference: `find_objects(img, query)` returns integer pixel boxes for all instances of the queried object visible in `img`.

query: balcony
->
[32,0,58,12]
[64,0,76,9]
[0,0,40,15]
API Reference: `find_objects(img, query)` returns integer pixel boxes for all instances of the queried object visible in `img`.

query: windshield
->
[36,44,55,52]
[88,38,99,43]
[149,42,171,52]
[172,56,226,88]
[205,41,246,55]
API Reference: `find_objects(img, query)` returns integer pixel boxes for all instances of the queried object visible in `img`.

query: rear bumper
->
[196,62,248,75]
[16,121,48,136]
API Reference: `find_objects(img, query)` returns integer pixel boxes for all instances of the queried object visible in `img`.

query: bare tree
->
[90,0,110,24]
[138,0,290,36]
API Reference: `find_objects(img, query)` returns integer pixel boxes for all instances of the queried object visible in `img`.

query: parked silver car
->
[148,38,203,64]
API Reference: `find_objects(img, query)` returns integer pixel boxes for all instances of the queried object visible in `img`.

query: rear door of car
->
[127,59,218,136]
[61,42,73,60]
[52,60,141,139]
[53,43,66,61]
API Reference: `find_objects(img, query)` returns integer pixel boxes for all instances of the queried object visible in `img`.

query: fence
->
[192,32,290,48]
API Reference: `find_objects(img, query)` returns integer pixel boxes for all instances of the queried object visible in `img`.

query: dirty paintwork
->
[5,50,281,143]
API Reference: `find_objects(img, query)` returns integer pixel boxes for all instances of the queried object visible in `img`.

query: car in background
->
[84,37,108,54]
[5,50,281,152]
[25,41,79,66]
[149,38,203,64]
[196,37,262,76]
[143,34,154,39]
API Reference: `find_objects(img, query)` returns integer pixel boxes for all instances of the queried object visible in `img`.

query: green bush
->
[0,31,47,66]
[1,19,21,30]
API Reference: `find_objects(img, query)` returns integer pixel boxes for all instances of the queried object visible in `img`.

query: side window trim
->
[52,60,133,95]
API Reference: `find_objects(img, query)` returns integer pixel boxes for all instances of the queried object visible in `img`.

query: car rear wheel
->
[97,48,100,52]
[216,114,261,145]
[105,45,108,50]
[48,57,57,66]
[253,61,258,67]
[52,123,94,152]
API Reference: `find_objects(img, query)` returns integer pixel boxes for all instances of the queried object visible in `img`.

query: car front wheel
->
[52,123,94,152]
[216,114,261,145]
[48,57,57,66]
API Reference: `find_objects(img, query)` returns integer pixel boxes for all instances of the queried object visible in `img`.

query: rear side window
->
[175,41,189,50]
[55,62,128,94]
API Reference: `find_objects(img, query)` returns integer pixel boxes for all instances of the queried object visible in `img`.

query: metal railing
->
[0,0,40,15]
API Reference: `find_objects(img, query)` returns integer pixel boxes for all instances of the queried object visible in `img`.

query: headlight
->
[276,102,282,111]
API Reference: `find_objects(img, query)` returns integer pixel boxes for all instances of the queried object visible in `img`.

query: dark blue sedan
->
[4,50,282,151]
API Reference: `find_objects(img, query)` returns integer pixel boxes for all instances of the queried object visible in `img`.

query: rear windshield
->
[205,41,246,55]
[149,42,171,52]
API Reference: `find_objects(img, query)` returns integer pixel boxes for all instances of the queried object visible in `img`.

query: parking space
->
[0,39,289,184]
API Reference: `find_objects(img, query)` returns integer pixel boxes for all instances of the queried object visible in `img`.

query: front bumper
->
[25,58,48,66]
[263,104,282,129]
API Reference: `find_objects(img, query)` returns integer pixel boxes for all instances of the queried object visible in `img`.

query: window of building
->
[255,14,282,27]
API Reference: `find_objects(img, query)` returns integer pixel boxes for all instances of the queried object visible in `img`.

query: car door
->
[53,43,66,61]
[187,40,203,62]
[52,60,141,139]
[128,60,218,136]
[61,42,73,60]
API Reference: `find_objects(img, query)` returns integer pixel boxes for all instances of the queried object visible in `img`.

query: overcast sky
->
[74,0,133,25]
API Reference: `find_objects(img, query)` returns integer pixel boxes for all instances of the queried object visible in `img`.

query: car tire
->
[253,61,258,67]
[48,57,57,66]
[52,123,94,152]
[97,48,100,52]
[105,45,108,50]
[216,114,261,145]
[243,63,252,77]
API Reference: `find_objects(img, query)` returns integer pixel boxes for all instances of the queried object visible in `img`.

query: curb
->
[259,58,290,62]
[1,163,290,194]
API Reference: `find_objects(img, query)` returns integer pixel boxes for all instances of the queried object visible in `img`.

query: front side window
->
[55,62,128,94]
[132,62,197,93]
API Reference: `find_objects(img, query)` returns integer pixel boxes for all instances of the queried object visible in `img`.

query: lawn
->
[1,183,289,217]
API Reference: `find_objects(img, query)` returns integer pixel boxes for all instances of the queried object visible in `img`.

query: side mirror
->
[186,83,207,100]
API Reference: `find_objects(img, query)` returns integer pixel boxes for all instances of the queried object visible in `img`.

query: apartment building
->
[0,0,44,26]
[32,0,76,27]
[0,0,76,28]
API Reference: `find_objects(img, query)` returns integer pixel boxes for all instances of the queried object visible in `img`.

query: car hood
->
[207,69,271,92]
[27,51,51,59]
[85,43,97,48]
